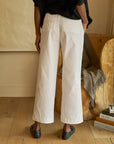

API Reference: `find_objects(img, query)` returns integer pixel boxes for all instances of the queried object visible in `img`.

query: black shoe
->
[30,123,41,138]
[62,125,75,140]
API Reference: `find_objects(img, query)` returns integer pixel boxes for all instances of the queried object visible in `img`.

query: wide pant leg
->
[60,18,84,124]
[32,14,60,123]
[32,13,84,124]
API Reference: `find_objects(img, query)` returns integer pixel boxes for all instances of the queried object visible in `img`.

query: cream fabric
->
[32,13,84,124]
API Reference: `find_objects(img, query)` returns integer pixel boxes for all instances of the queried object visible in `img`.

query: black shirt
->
[32,0,92,28]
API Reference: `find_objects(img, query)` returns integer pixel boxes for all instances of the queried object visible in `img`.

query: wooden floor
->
[0,97,114,144]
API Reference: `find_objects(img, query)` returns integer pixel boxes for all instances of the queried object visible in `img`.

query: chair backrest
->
[88,34,114,59]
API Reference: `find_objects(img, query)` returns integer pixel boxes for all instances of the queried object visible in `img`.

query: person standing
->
[30,0,89,140]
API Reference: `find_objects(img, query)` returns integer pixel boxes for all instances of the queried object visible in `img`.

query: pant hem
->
[61,119,84,124]
[32,118,54,124]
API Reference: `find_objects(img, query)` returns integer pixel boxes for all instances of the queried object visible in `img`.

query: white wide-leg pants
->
[32,13,84,124]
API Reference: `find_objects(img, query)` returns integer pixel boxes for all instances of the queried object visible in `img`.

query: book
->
[94,120,114,132]
[96,116,114,126]
[100,113,114,122]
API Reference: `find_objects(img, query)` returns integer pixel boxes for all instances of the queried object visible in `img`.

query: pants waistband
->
[44,13,82,24]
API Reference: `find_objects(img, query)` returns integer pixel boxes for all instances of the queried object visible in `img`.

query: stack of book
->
[94,104,114,132]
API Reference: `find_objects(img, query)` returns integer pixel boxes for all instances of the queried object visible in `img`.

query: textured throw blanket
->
[59,33,106,110]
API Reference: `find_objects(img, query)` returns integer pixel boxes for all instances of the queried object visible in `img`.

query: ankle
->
[64,123,70,127]
[64,123,71,131]
[35,121,40,126]
[33,121,40,129]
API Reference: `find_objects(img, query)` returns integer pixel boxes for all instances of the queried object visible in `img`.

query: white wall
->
[86,0,114,34]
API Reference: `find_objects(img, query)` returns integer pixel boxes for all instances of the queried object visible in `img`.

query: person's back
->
[32,0,92,28]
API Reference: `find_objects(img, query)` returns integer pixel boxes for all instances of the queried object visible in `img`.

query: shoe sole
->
[62,125,75,140]
[30,124,41,139]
